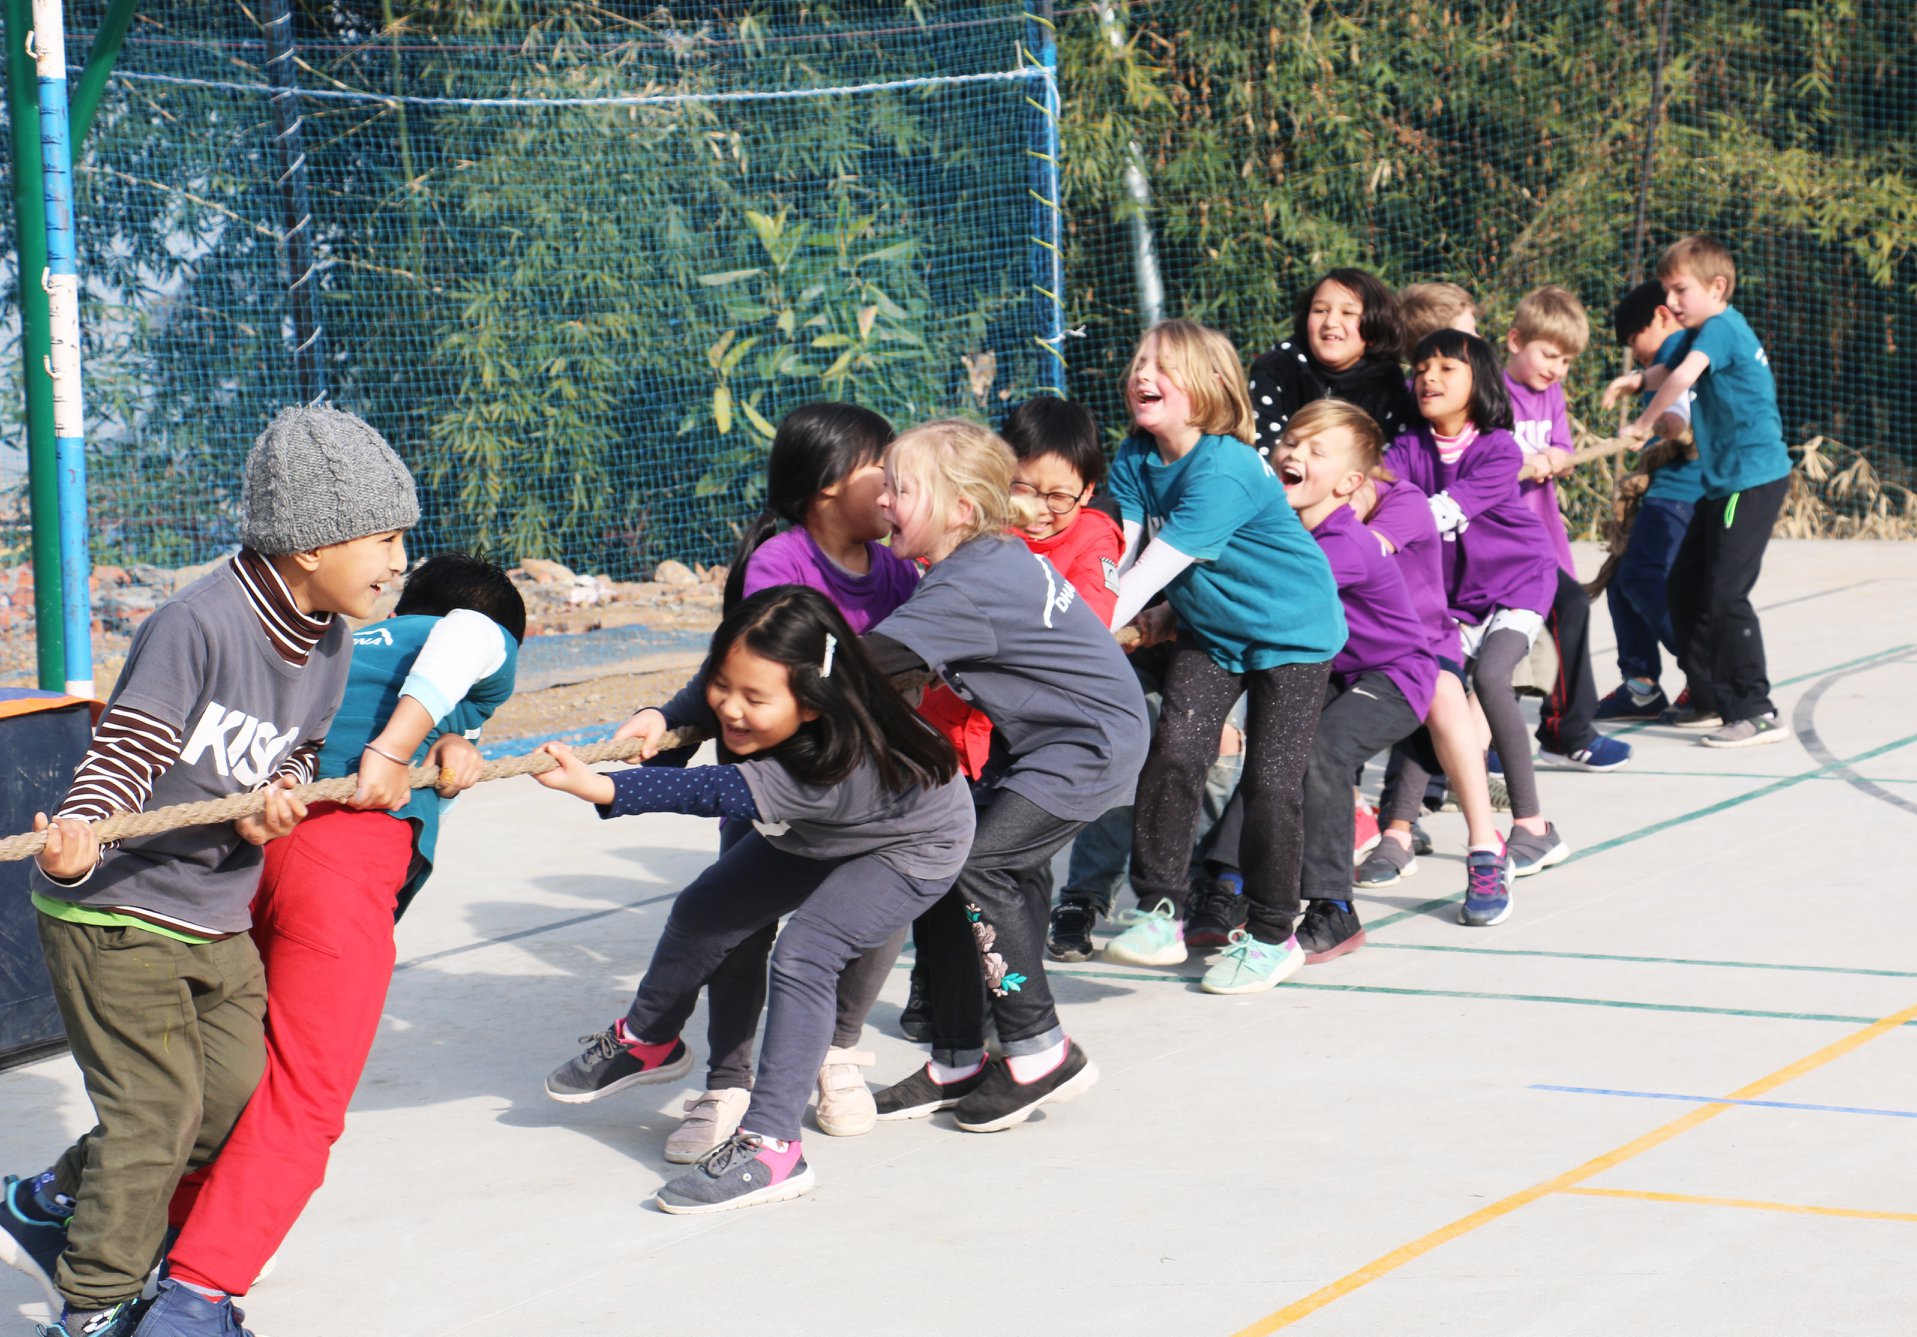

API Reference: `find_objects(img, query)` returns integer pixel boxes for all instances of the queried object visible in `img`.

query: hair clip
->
[821,633,838,679]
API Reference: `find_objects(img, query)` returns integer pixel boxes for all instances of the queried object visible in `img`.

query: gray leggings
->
[1384,628,1541,823]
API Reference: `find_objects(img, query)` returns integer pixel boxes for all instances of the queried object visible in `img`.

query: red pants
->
[166,803,414,1296]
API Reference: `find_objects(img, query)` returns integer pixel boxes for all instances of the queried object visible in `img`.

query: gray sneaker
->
[1355,838,1417,888]
[1700,714,1790,750]
[655,1133,815,1215]
[545,1027,692,1104]
[1506,822,1570,877]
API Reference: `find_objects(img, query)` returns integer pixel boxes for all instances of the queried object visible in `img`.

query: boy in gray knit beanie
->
[241,403,419,556]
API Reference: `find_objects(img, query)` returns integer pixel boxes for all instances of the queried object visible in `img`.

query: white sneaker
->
[664,1088,753,1165]
[815,1047,878,1137]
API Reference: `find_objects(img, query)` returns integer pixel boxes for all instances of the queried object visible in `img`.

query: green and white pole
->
[31,0,92,696]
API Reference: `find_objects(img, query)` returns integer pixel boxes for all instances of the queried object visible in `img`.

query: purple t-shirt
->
[1365,478,1460,665]
[741,528,920,633]
[1312,505,1439,721]
[1503,373,1577,577]
[1384,426,1558,624]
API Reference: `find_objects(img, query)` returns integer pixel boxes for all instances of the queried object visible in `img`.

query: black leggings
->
[1383,627,1541,824]
[1130,636,1330,945]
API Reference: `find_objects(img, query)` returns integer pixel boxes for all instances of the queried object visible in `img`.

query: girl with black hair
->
[1380,329,1568,927]
[1247,267,1420,456]
[535,586,972,1214]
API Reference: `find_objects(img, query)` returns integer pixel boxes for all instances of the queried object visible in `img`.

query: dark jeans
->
[1132,636,1330,945]
[914,790,1084,1067]
[1609,496,1694,682]
[1300,675,1422,899]
[1667,476,1788,723]
[622,833,953,1142]
[1536,567,1598,754]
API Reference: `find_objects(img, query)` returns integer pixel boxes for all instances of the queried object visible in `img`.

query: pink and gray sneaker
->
[655,1132,815,1215]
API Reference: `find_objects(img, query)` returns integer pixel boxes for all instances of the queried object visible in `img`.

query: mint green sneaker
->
[1200,931,1304,995]
[1101,898,1186,967]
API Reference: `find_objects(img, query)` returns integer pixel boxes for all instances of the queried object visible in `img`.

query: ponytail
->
[722,510,782,612]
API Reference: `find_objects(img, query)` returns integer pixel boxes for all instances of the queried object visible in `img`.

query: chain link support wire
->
[0,0,1911,671]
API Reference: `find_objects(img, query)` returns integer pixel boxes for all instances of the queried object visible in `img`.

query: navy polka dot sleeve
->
[598,764,760,822]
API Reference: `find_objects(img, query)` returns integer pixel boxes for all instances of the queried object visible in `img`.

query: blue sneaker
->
[127,1282,252,1337]
[1458,848,1513,926]
[39,1300,143,1337]
[2,1172,68,1313]
[1538,734,1632,772]
[1485,748,1503,778]
[1595,680,1670,721]
[1199,931,1305,995]
[1102,899,1186,967]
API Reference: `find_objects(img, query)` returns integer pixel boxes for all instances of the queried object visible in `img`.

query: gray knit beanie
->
[240,404,420,554]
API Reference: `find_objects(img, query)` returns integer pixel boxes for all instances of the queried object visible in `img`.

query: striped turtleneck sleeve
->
[54,705,186,824]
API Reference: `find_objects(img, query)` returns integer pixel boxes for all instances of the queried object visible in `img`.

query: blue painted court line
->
[1531,1084,1917,1121]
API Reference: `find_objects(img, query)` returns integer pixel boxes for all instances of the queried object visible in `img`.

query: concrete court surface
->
[3,539,1915,1337]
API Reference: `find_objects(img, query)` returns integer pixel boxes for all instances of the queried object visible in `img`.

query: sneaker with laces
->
[1045,901,1098,963]
[1102,899,1187,966]
[1506,822,1570,877]
[1354,838,1417,889]
[896,970,930,1042]
[1296,900,1365,963]
[814,1047,878,1138]
[656,1132,814,1215]
[664,1087,753,1165]
[128,1280,251,1336]
[1700,714,1790,749]
[1352,804,1381,861]
[953,1046,1099,1133]
[1200,931,1305,995]
[1662,701,1723,729]
[1538,734,1633,772]
[40,1301,143,1337]
[873,1062,989,1120]
[1458,847,1514,926]
[2,1173,68,1313]
[545,1025,692,1103]
[1183,879,1248,949]
[1595,680,1670,721]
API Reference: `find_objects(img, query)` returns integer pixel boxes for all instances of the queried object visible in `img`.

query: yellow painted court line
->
[1230,999,1917,1336]
[1559,1186,1917,1224]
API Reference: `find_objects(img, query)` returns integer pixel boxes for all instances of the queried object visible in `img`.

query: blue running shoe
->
[127,1282,252,1337]
[2,1173,68,1313]
[1458,848,1513,926]
[1538,734,1632,772]
[1595,680,1670,721]
[1485,748,1503,779]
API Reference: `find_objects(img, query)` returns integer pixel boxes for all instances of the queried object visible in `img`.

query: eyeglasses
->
[1010,481,1090,515]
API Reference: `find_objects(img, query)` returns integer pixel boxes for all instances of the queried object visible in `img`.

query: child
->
[1383,330,1572,883]
[1400,281,1479,345]
[1248,268,1420,457]
[1101,320,1345,993]
[1605,235,1792,748]
[1503,286,1631,774]
[540,587,970,1211]
[144,556,518,1336]
[1271,400,1438,957]
[862,420,1149,1130]
[2,405,416,1337]
[656,403,917,1159]
[1595,281,1700,720]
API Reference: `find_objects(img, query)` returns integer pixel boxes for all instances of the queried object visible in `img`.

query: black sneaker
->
[873,1062,989,1121]
[2,1173,67,1313]
[953,1044,1099,1133]
[544,1026,692,1104]
[654,1133,815,1215]
[1046,901,1097,963]
[1410,821,1434,856]
[1183,877,1248,949]
[41,1299,144,1337]
[897,971,930,1043]
[1296,900,1366,964]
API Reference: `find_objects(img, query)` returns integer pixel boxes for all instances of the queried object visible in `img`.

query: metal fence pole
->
[1025,0,1067,395]
[264,0,326,403]
[1096,1,1162,330]
[1628,0,1676,285]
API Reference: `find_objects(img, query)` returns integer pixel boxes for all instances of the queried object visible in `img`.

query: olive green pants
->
[36,915,265,1310]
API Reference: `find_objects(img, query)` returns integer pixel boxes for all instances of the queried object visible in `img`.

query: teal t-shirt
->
[317,614,518,908]
[1108,432,1345,673]
[1673,306,1791,499]
[1643,328,1705,505]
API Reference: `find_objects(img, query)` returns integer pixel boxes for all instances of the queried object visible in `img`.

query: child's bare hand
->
[350,745,414,811]
[425,735,484,797]
[237,776,307,846]
[1126,604,1175,650]
[612,708,670,760]
[1544,447,1575,478]
[1601,373,1639,410]
[33,813,99,881]
[1653,411,1689,443]
[532,742,616,805]
[1519,453,1551,482]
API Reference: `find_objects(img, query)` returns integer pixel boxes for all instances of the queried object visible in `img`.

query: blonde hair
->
[1399,282,1476,347]
[1128,319,1255,444]
[1283,399,1391,478]
[1510,285,1591,357]
[1657,234,1737,300]
[885,419,1044,544]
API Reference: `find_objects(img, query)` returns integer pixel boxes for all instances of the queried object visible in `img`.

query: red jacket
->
[922,509,1125,779]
